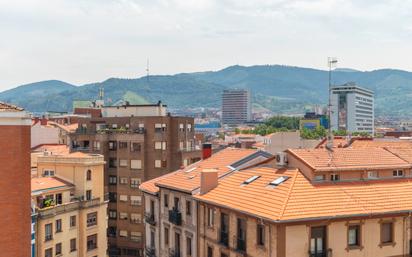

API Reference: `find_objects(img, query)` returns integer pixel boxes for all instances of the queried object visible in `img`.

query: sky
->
[1,0,412,90]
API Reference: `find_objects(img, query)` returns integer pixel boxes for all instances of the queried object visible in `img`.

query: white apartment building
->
[221,89,251,126]
[330,82,374,134]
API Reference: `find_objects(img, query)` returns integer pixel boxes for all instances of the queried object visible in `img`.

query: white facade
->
[31,122,59,148]
[330,83,374,134]
[221,89,251,125]
[103,104,167,117]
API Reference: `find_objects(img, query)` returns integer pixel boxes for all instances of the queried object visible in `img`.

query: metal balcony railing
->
[168,208,182,226]
[219,231,229,247]
[236,238,246,252]
[145,212,156,226]
[146,247,156,257]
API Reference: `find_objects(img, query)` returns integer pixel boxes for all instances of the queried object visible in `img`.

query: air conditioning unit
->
[276,152,288,167]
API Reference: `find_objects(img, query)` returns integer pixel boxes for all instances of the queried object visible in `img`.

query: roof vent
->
[185,167,197,173]
[242,175,260,185]
[269,176,289,186]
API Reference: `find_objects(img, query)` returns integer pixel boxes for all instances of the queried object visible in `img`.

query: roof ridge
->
[278,169,299,220]
[383,147,412,164]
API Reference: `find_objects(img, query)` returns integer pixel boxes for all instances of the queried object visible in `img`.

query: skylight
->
[269,176,289,186]
[185,167,197,173]
[242,175,260,185]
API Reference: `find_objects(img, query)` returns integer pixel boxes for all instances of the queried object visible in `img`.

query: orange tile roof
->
[286,148,410,172]
[315,136,350,148]
[48,121,78,132]
[31,177,73,193]
[385,147,412,163]
[195,167,412,222]
[140,148,258,194]
[350,139,412,148]
[32,144,70,155]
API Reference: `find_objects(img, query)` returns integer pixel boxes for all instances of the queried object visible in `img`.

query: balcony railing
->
[308,250,329,257]
[146,247,156,257]
[219,231,229,247]
[37,197,103,219]
[45,234,53,241]
[168,208,182,226]
[169,250,180,257]
[145,212,156,226]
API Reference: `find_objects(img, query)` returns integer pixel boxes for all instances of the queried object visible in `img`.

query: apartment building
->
[330,82,374,134]
[32,151,108,257]
[221,89,251,126]
[195,147,412,257]
[140,148,274,257]
[69,103,202,257]
[0,102,32,257]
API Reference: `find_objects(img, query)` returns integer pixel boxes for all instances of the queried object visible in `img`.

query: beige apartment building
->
[140,148,274,257]
[32,151,108,257]
[69,103,202,257]
[194,147,412,257]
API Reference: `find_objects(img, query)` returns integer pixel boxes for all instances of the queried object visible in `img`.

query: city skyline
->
[2,0,412,90]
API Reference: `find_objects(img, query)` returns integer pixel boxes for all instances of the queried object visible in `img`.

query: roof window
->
[242,175,260,185]
[269,176,289,186]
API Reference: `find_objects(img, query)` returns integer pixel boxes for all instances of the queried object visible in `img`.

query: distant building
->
[330,82,374,134]
[300,112,329,130]
[221,89,251,126]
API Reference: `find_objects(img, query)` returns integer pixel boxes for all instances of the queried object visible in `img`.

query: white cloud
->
[0,0,412,89]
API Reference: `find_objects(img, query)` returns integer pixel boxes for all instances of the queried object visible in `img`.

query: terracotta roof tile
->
[0,102,24,112]
[286,148,410,172]
[140,148,258,194]
[195,167,412,222]
[350,139,412,148]
[31,177,73,193]
[31,144,70,155]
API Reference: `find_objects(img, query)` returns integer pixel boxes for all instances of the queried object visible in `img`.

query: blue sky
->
[1,0,412,90]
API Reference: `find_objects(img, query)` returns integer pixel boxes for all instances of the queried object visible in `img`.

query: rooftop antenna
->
[99,86,104,100]
[326,57,338,150]
[146,58,150,83]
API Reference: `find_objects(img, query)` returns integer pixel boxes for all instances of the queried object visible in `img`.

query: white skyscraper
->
[222,89,251,125]
[330,82,374,134]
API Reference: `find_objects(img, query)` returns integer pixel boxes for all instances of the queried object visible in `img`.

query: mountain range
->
[2,64,412,117]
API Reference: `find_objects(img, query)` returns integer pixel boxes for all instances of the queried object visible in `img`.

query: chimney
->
[200,169,218,195]
[40,116,48,126]
[202,143,212,159]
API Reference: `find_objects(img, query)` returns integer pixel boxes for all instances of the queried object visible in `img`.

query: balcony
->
[37,197,103,219]
[168,208,182,226]
[236,238,246,253]
[219,231,229,247]
[45,234,53,241]
[169,250,180,257]
[145,247,156,257]
[145,212,156,226]
[308,250,330,257]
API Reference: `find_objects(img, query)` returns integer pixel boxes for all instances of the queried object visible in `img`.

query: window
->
[130,178,141,188]
[43,170,55,177]
[186,201,192,216]
[109,158,117,168]
[120,177,128,184]
[120,212,128,220]
[162,160,167,168]
[314,175,325,181]
[109,210,117,220]
[70,216,76,227]
[207,208,214,227]
[86,190,92,200]
[257,224,265,246]
[393,170,404,177]
[108,226,117,237]
[55,243,62,256]
[131,160,142,169]
[367,171,378,179]
[381,222,394,244]
[45,223,53,241]
[187,124,192,132]
[242,175,260,185]
[330,174,340,181]
[164,194,169,208]
[131,232,142,243]
[155,123,166,132]
[237,218,246,251]
[55,219,62,233]
[112,124,118,129]
[87,234,97,251]
[164,227,169,245]
[119,141,128,149]
[162,142,167,150]
[119,159,128,167]
[45,248,52,257]
[55,193,62,205]
[108,141,117,150]
[130,196,142,206]
[207,246,213,257]
[119,230,128,238]
[155,160,161,168]
[87,212,97,227]
[155,142,162,150]
[70,238,76,252]
[93,141,100,150]
[186,237,192,256]
[179,123,184,132]
[109,176,117,185]
[174,197,180,209]
[86,170,92,180]
[179,141,184,150]
[131,142,141,152]
[131,213,141,223]
[109,192,117,202]
[348,225,360,247]
[119,195,128,202]
[220,213,229,246]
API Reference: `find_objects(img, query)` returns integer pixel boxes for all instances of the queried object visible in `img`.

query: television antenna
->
[326,57,338,150]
